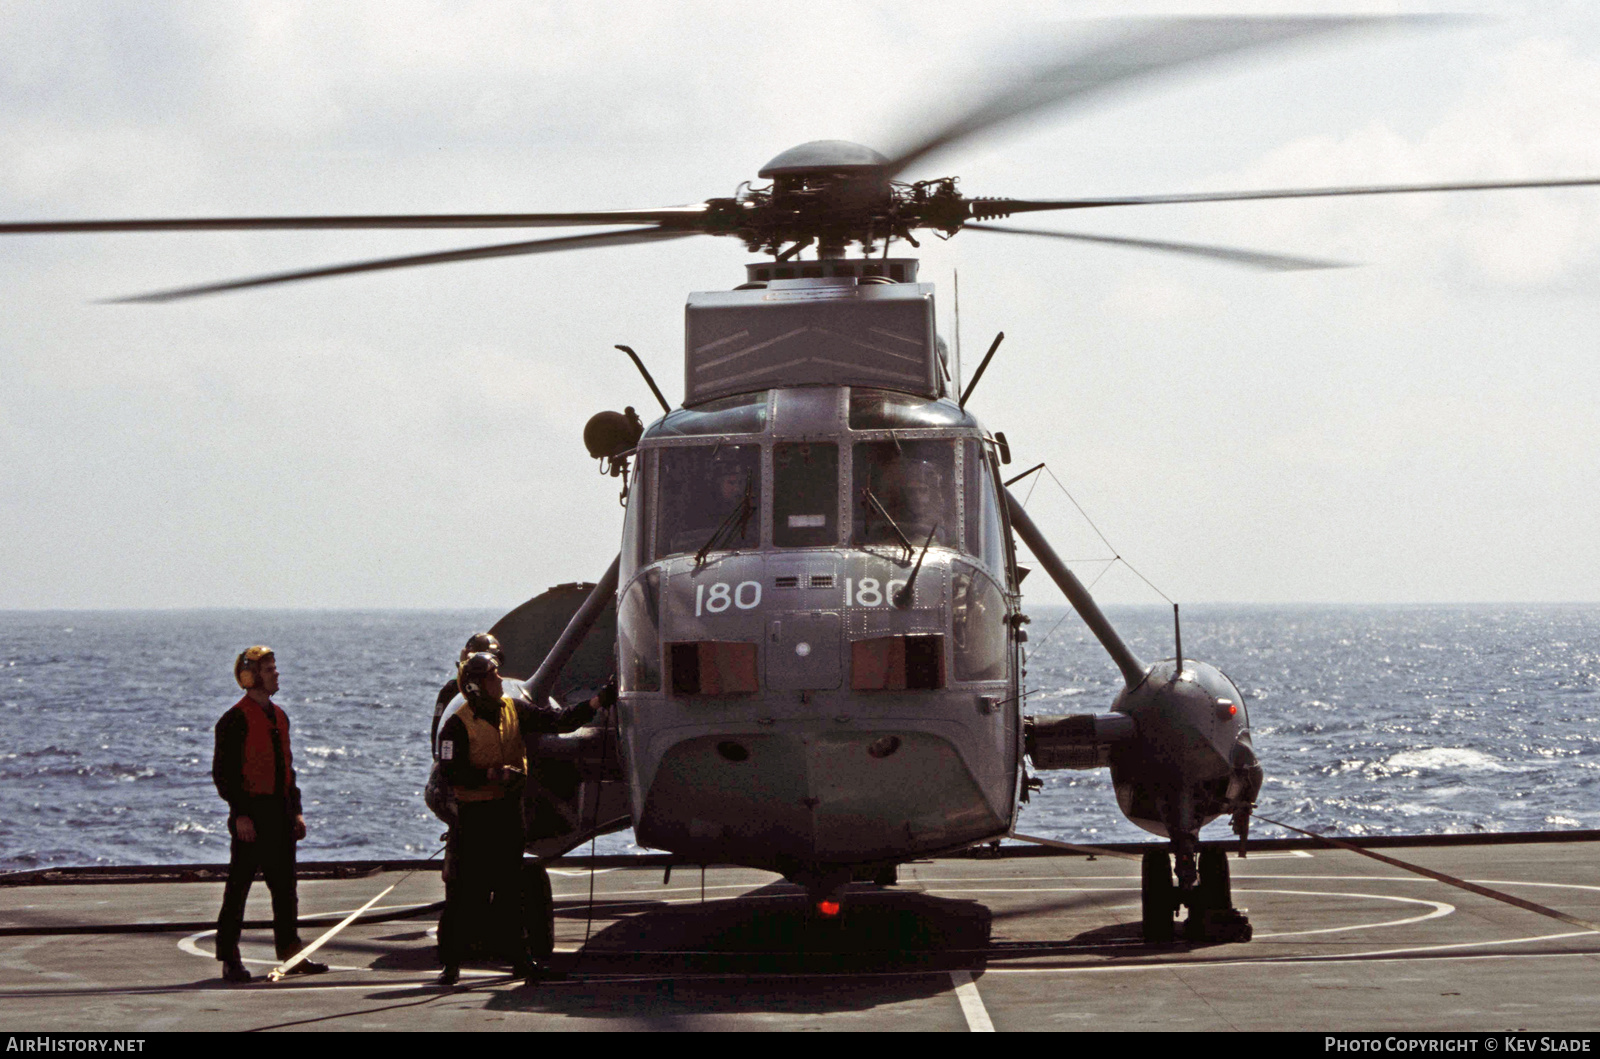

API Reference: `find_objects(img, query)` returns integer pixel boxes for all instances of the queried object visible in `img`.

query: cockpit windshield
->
[851,439,958,551]
[655,444,762,560]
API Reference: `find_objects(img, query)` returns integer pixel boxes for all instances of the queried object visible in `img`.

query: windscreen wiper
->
[893,524,938,608]
[694,478,756,567]
[860,487,915,562]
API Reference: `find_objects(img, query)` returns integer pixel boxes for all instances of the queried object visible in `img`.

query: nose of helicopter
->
[632,722,1006,869]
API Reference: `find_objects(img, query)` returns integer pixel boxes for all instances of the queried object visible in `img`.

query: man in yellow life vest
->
[434,651,611,985]
[211,646,328,984]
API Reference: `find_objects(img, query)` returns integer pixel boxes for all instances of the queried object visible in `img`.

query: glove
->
[596,678,618,710]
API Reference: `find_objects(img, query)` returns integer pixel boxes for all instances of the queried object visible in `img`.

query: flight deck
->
[3,835,1598,1032]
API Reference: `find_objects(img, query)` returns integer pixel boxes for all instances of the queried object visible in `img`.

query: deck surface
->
[3,839,1599,1031]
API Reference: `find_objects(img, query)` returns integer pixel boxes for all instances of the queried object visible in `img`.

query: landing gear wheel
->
[1184,847,1253,944]
[1141,850,1176,944]
[524,862,555,961]
[1196,847,1231,910]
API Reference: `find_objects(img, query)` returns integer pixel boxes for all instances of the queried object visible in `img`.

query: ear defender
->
[457,652,499,701]
[235,645,273,690]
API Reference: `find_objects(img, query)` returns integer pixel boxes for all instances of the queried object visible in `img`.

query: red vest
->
[235,697,294,797]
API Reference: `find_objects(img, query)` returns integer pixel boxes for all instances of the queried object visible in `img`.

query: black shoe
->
[437,966,460,987]
[514,961,563,983]
[220,959,253,984]
[282,958,329,976]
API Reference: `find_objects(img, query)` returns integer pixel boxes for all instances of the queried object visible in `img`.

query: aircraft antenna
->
[953,269,962,399]
[615,345,671,414]
[1174,603,1183,674]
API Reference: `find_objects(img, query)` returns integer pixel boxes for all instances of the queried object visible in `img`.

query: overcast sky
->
[1,0,1597,611]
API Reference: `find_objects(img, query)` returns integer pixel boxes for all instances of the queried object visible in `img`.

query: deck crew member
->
[212,646,328,983]
[431,632,519,753]
[435,652,613,985]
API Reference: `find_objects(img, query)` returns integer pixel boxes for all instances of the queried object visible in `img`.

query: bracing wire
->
[1021,463,1175,608]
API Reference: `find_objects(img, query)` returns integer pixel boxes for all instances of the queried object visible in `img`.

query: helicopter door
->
[766,613,842,691]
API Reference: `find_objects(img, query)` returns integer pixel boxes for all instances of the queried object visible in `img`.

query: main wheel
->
[1141,850,1175,944]
[1195,848,1232,912]
[524,862,555,960]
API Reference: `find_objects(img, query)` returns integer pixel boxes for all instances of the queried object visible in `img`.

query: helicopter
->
[5,15,1599,944]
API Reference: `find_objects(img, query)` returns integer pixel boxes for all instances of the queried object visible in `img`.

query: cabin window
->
[655,444,762,560]
[963,440,1008,574]
[848,388,975,431]
[772,442,839,548]
[620,450,651,579]
[647,392,769,438]
[851,439,958,552]
[618,570,662,693]
[952,567,1007,682]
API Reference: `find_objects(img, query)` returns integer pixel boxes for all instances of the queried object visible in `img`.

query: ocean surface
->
[2,605,1597,871]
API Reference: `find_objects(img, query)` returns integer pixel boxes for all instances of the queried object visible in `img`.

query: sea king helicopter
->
[7,16,1599,945]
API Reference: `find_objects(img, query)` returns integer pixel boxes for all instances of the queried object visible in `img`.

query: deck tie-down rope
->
[1257,815,1600,935]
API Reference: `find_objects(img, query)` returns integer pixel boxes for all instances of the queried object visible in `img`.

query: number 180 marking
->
[695,581,762,616]
[844,577,908,607]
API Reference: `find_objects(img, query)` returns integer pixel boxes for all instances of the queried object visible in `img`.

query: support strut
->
[525,554,621,708]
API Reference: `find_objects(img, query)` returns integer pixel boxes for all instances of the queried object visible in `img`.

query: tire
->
[1196,848,1232,912]
[1141,850,1175,944]
[524,862,555,960]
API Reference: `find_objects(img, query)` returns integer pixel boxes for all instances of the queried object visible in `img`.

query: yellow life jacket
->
[448,696,526,803]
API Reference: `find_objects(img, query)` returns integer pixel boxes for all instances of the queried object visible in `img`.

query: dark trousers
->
[215,800,301,962]
[439,797,526,967]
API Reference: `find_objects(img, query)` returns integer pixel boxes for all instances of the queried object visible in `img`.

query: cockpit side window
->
[654,444,762,560]
[620,450,651,580]
[773,442,839,548]
[851,439,958,551]
[963,439,1008,575]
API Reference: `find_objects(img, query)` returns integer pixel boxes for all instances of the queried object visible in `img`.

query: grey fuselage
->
[613,384,1023,884]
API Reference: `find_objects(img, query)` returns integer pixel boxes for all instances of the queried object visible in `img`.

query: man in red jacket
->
[212,646,328,983]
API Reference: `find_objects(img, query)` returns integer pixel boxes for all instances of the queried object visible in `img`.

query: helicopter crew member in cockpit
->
[211,646,328,984]
[434,651,614,985]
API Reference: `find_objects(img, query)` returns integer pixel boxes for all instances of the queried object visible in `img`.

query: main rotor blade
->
[108,227,698,303]
[883,15,1417,179]
[967,223,1350,272]
[979,176,1600,215]
[0,205,710,235]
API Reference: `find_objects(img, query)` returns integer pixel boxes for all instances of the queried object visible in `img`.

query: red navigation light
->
[817,900,841,917]
[1217,698,1238,719]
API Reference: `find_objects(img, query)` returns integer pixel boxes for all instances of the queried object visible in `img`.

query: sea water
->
[1,605,1596,870]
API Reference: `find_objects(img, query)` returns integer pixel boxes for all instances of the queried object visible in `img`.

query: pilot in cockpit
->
[661,445,760,557]
[862,450,950,549]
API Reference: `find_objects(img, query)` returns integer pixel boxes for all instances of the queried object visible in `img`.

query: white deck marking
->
[918,886,1454,938]
[949,970,994,1031]
[177,929,362,971]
